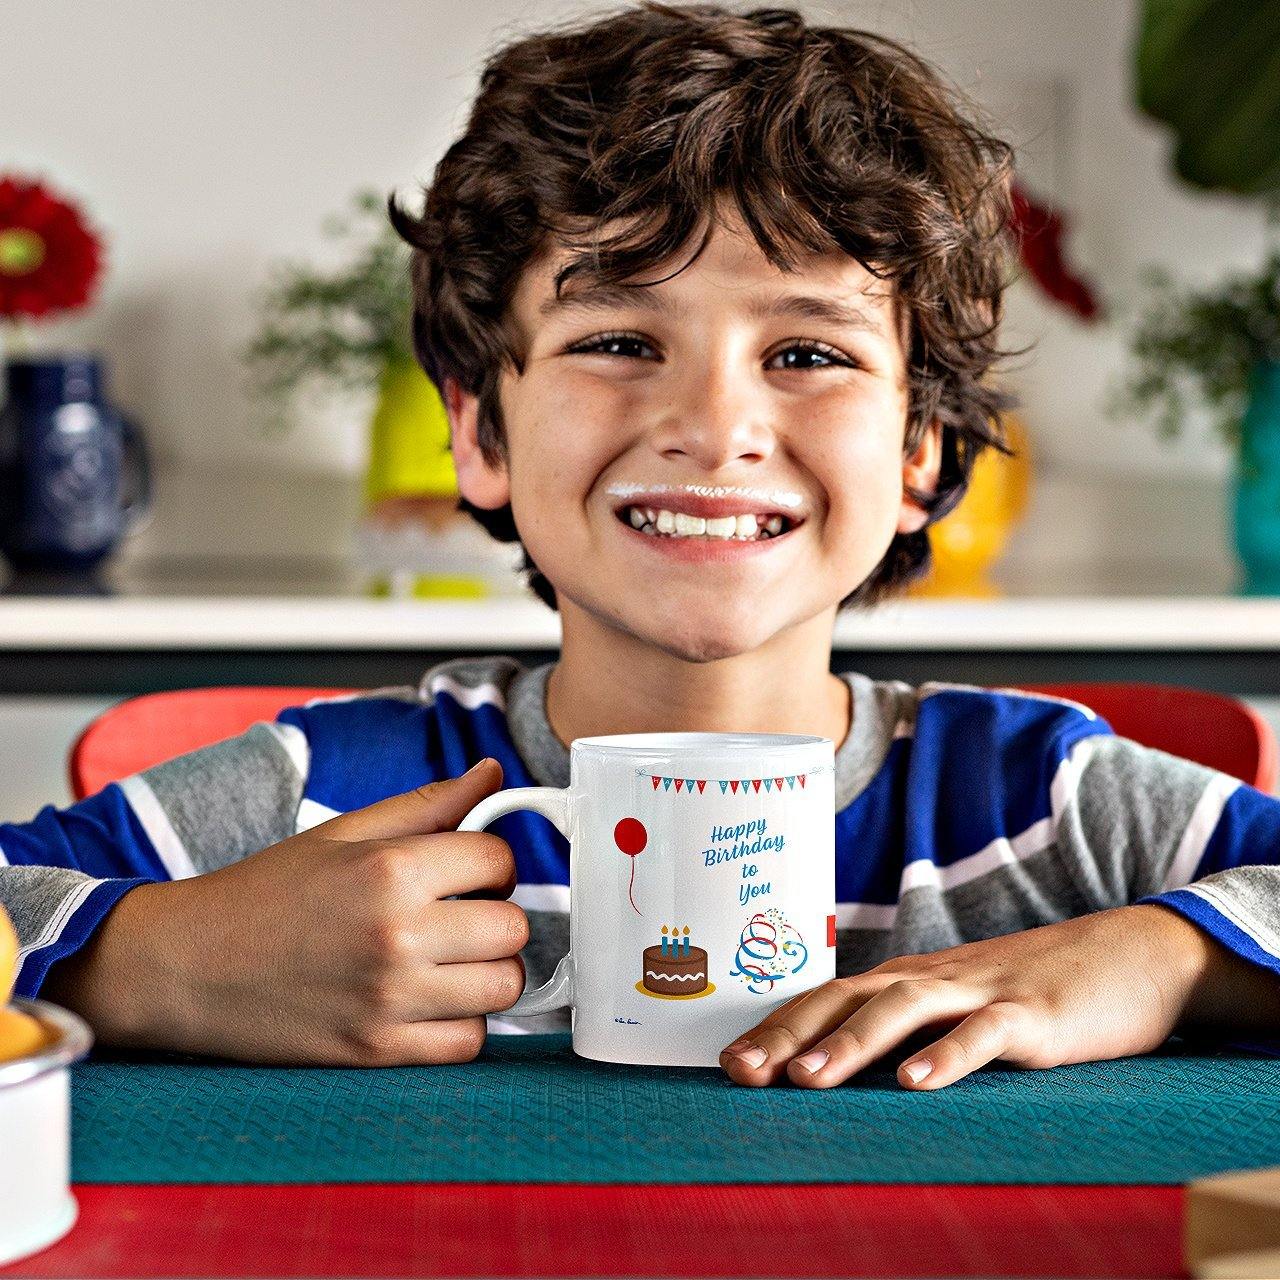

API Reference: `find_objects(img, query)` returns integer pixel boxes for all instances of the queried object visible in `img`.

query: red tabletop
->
[7,1183,1187,1278]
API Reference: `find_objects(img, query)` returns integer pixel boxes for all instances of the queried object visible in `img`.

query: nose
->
[651,356,776,471]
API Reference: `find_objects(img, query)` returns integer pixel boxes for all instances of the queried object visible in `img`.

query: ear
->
[896,419,943,535]
[442,376,510,510]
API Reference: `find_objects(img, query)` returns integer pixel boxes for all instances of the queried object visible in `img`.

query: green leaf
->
[1134,0,1280,194]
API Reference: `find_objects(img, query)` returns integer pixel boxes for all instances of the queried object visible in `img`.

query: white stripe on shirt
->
[118,774,198,880]
[512,883,570,913]
[840,737,1098,931]
[427,675,508,712]
[1180,877,1280,958]
[1158,772,1240,892]
[262,721,310,779]
[12,876,99,985]
[296,797,342,833]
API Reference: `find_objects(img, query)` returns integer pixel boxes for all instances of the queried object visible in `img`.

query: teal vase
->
[1235,359,1280,595]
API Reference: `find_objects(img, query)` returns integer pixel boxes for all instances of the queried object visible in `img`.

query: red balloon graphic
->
[614,817,647,856]
[614,817,647,913]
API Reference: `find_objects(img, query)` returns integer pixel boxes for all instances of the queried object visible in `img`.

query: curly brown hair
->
[389,1,1018,610]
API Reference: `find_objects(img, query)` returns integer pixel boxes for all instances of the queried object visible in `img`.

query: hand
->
[719,903,1236,1090]
[42,758,527,1066]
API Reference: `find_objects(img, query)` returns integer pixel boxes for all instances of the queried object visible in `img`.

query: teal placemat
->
[71,1033,1280,1185]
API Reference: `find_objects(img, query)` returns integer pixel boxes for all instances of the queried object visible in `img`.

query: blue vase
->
[0,354,151,573]
[1235,359,1280,595]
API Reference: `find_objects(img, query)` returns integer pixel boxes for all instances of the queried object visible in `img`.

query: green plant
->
[1134,0,1280,196]
[1117,0,1280,446]
[243,188,412,427]
[1109,247,1280,445]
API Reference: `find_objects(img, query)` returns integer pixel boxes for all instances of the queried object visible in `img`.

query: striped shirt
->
[3,656,1279,1041]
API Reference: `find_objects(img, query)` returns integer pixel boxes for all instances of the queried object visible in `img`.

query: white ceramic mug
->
[458,732,835,1067]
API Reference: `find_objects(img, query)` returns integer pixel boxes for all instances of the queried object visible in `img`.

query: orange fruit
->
[0,905,16,1003]
[0,1007,49,1061]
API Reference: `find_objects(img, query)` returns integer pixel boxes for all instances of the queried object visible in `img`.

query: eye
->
[566,331,657,359]
[565,332,860,370]
[767,341,858,371]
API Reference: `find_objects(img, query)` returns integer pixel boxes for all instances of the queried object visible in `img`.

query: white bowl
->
[0,998,92,1266]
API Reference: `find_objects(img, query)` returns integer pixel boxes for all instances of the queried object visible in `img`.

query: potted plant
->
[1110,250,1280,592]
[1110,0,1280,593]
[244,188,515,597]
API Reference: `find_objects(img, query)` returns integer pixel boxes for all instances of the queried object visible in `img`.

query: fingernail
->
[727,1042,767,1069]
[902,1059,932,1084]
[794,1049,829,1074]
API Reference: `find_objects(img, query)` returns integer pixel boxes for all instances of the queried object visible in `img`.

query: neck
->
[545,599,851,751]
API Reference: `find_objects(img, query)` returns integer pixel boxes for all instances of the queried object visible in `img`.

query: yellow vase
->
[361,355,491,598]
[911,413,1031,598]
[363,354,458,504]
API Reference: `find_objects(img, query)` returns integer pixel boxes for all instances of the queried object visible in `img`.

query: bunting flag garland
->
[637,767,823,793]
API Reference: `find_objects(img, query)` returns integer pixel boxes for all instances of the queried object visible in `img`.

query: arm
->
[720,732,1280,1089]
[1062,736,1280,1039]
[2,720,306,998]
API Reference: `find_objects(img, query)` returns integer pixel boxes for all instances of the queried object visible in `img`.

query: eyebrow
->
[538,282,890,336]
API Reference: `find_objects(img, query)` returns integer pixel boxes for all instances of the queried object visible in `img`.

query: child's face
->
[449,203,940,662]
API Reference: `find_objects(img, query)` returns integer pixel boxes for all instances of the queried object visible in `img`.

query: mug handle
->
[456,786,574,1018]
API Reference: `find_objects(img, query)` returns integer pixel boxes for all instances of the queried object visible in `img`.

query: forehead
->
[513,204,905,346]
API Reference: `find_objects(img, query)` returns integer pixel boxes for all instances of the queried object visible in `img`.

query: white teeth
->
[622,505,793,541]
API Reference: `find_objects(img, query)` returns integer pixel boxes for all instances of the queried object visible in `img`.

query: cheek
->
[503,394,618,551]
[805,406,907,540]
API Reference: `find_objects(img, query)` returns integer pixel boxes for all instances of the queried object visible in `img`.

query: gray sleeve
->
[1,863,105,958]
[121,720,309,876]
[1053,734,1224,907]
[2,718,310,996]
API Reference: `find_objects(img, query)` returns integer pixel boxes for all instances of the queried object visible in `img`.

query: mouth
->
[612,503,803,543]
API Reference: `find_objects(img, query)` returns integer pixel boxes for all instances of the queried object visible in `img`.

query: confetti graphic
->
[730,907,809,994]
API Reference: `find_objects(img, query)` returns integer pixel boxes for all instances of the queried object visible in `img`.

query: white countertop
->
[2,593,1277,650]
[2,462,1271,651]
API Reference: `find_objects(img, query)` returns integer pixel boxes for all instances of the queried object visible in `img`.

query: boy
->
[5,2,1280,1090]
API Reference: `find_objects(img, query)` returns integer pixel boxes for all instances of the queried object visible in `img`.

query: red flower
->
[0,174,104,321]
[1009,180,1102,322]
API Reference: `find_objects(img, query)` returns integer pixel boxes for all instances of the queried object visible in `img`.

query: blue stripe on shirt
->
[1,784,167,881]
[906,688,1108,869]
[1191,783,1280,879]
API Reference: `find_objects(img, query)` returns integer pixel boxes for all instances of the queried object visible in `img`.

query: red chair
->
[1022,682,1277,794]
[70,686,355,801]
[69,680,1278,800]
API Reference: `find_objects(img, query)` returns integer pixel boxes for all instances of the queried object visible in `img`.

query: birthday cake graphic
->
[636,925,715,1000]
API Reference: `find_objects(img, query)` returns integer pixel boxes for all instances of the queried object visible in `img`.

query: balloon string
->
[628,858,640,914]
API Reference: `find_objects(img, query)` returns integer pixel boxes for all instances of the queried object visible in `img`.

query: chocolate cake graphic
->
[639,925,712,998]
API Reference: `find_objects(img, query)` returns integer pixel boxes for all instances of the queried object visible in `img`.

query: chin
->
[634,610,777,665]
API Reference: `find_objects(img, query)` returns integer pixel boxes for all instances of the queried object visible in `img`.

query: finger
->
[895,1001,1035,1091]
[786,978,983,1089]
[344,1016,490,1068]
[427,899,530,963]
[720,978,884,1086]
[318,758,504,843]
[407,957,528,1021]
[415,831,518,901]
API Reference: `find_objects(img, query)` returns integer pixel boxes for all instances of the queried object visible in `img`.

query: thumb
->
[317,757,504,843]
